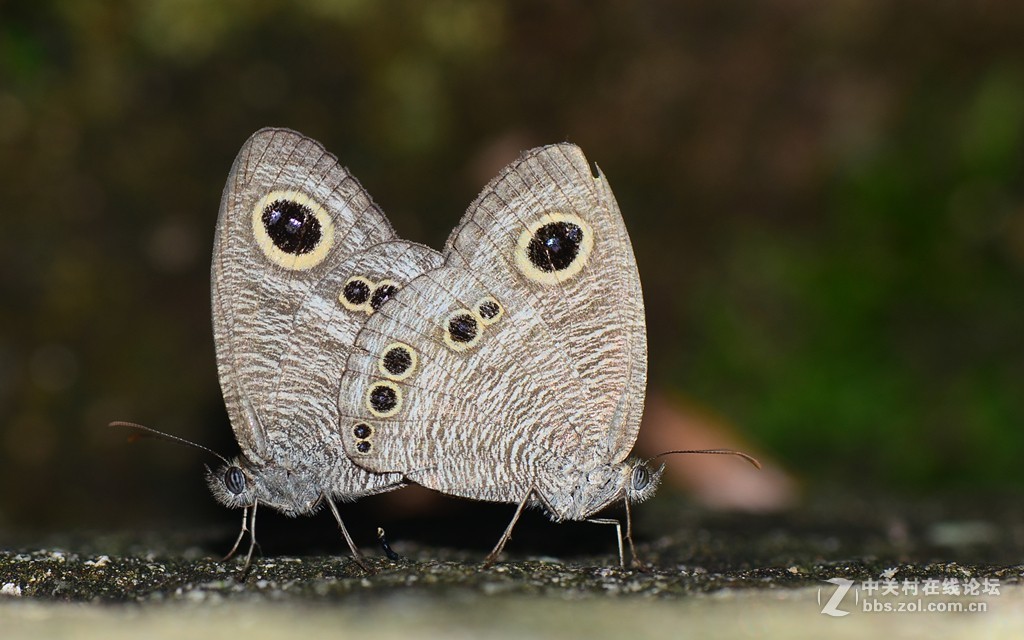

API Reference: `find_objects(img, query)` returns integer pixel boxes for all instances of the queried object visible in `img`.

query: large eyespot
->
[355,440,372,454]
[443,309,481,351]
[225,466,246,495]
[378,342,418,381]
[473,295,504,326]
[369,280,399,313]
[366,380,402,418]
[631,464,650,491]
[251,190,335,270]
[514,212,594,284]
[340,275,374,312]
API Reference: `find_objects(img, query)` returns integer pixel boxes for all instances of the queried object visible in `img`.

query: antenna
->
[652,448,762,469]
[108,421,230,466]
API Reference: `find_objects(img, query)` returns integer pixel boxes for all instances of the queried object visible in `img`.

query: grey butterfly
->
[335,144,661,566]
[199,128,441,571]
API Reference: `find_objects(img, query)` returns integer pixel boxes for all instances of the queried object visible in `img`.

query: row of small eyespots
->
[352,422,373,454]
[364,340,418,416]
[356,340,411,449]
[339,276,400,314]
[442,295,504,352]
[356,296,504,452]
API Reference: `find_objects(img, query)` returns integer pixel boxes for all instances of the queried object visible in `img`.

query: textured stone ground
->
[1,490,1021,637]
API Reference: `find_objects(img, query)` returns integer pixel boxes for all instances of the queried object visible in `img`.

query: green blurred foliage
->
[0,1,1022,528]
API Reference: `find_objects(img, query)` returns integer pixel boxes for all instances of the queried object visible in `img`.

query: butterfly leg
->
[324,494,373,572]
[623,497,645,568]
[484,487,536,567]
[221,506,249,561]
[236,499,260,581]
[585,517,625,568]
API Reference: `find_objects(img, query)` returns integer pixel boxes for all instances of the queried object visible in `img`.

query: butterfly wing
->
[445,143,647,459]
[212,128,442,495]
[259,239,442,494]
[337,144,646,503]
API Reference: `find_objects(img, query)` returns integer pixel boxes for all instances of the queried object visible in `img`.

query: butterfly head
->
[205,457,321,516]
[624,458,664,505]
[565,459,665,520]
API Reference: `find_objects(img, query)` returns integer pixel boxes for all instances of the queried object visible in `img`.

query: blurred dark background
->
[1,1,1022,538]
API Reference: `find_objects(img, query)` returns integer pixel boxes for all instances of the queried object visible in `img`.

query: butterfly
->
[117,128,443,573]
[333,142,665,566]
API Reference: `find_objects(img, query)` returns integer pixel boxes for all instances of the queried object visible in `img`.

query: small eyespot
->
[378,342,417,381]
[369,280,399,313]
[352,422,373,439]
[366,381,402,417]
[225,466,246,495]
[473,295,504,325]
[443,309,481,351]
[355,440,372,454]
[514,212,594,284]
[251,190,335,270]
[631,465,650,491]
[340,276,374,311]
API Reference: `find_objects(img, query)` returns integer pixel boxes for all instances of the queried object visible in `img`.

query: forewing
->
[445,144,647,460]
[211,127,397,459]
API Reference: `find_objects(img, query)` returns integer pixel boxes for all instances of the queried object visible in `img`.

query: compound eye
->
[631,465,650,491]
[225,466,246,495]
